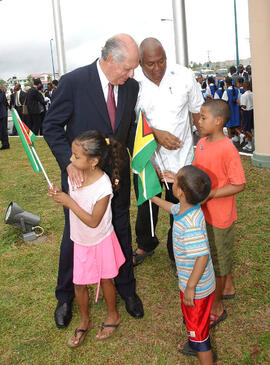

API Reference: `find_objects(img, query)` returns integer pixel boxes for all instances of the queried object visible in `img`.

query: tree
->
[0,79,7,89]
[24,75,33,88]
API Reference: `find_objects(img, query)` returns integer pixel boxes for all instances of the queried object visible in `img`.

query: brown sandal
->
[67,327,90,348]
[96,321,121,340]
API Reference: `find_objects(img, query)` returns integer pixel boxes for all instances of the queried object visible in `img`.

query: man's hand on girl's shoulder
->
[67,163,84,188]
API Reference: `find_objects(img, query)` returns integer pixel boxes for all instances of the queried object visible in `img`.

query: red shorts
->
[180,290,215,352]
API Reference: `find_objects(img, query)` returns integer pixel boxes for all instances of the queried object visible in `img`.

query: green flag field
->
[0,138,269,364]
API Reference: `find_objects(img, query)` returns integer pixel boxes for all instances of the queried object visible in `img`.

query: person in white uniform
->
[133,38,204,270]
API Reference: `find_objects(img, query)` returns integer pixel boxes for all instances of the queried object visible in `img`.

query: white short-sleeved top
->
[69,173,113,246]
[240,90,253,111]
[135,64,204,173]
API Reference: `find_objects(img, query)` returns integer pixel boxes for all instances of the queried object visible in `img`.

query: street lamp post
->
[50,38,56,80]
[234,0,240,66]
[161,1,189,67]
[172,0,189,67]
[51,0,67,77]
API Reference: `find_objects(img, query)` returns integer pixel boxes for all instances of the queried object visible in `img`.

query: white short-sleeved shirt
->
[205,83,215,99]
[69,173,114,246]
[240,90,253,111]
[135,64,204,173]
[222,86,240,102]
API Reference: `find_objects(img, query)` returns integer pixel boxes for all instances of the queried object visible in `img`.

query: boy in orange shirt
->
[193,99,246,327]
[163,99,246,327]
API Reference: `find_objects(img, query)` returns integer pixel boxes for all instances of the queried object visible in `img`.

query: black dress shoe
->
[125,294,144,319]
[0,146,10,150]
[54,302,72,328]
[133,249,155,266]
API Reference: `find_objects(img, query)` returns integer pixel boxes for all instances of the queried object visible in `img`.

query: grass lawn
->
[0,137,269,365]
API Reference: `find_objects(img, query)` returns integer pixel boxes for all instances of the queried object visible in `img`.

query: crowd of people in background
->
[0,78,59,148]
[1,63,254,154]
[196,63,254,152]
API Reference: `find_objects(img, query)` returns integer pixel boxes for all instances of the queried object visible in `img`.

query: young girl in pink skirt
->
[48,130,125,347]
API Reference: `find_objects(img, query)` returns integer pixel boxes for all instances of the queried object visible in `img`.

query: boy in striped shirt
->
[151,165,216,365]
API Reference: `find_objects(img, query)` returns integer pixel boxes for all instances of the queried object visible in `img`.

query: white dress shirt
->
[96,60,118,105]
[240,90,253,110]
[15,90,22,106]
[135,64,203,173]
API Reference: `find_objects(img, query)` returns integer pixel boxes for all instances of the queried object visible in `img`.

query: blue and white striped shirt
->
[171,203,215,299]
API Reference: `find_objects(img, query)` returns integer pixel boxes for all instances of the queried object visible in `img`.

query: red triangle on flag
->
[142,113,152,137]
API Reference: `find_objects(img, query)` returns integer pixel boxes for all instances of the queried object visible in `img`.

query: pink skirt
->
[73,231,125,302]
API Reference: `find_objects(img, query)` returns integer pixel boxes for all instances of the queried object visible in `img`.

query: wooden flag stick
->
[154,151,169,190]
[31,146,53,188]
[149,200,154,237]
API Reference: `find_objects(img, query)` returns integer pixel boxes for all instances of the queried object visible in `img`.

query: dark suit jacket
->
[43,60,139,178]
[10,90,26,108]
[0,89,9,118]
[26,87,45,114]
[10,93,15,108]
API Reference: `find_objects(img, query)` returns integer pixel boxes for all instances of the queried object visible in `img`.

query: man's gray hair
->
[101,36,127,63]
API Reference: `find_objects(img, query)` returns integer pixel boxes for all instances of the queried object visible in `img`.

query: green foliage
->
[24,74,33,88]
[0,139,269,364]
[0,79,8,89]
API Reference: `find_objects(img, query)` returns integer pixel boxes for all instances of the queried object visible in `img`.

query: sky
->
[0,0,250,81]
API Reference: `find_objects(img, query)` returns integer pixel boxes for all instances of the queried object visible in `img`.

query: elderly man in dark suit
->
[43,33,144,329]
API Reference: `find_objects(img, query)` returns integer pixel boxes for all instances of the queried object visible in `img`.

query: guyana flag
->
[132,110,162,206]
[136,161,162,206]
[11,108,42,173]
[132,109,158,173]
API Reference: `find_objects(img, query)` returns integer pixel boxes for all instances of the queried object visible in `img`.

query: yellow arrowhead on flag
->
[132,109,157,173]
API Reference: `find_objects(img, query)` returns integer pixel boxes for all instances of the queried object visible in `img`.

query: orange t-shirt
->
[193,136,246,229]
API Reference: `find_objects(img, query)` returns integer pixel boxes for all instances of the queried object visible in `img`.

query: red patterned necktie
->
[107,83,116,131]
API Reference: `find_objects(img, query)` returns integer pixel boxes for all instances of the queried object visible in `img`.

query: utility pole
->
[172,0,189,67]
[207,50,211,67]
[234,0,240,66]
[51,0,66,77]
[50,38,56,79]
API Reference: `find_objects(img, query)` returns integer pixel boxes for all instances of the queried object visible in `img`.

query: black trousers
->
[12,106,24,135]
[13,106,29,133]
[0,116,9,148]
[56,161,136,304]
[29,113,42,135]
[133,174,178,262]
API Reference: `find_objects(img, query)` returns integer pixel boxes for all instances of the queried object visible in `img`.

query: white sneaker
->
[223,127,228,137]
[231,135,239,142]
[243,143,252,151]
[239,133,245,145]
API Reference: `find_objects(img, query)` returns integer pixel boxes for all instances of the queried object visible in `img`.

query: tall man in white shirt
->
[133,38,203,270]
